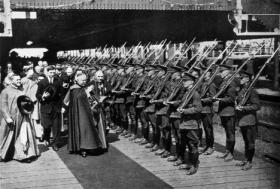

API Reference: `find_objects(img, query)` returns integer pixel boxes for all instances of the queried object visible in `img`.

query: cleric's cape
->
[65,84,102,152]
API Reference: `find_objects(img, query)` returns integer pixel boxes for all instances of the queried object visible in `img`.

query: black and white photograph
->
[0,0,280,188]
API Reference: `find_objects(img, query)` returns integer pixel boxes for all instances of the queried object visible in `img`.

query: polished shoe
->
[145,143,154,149]
[173,159,184,166]
[167,155,178,162]
[155,149,165,156]
[224,153,234,162]
[242,162,252,171]
[216,151,229,159]
[150,145,159,152]
[0,157,4,162]
[236,160,248,167]
[52,145,59,151]
[81,151,87,158]
[140,139,149,145]
[186,166,198,175]
[179,163,191,170]
[161,151,171,158]
[204,147,214,155]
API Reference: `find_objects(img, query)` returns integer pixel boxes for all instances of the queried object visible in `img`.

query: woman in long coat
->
[63,73,102,157]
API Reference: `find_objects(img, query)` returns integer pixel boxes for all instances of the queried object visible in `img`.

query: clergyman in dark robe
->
[63,73,102,158]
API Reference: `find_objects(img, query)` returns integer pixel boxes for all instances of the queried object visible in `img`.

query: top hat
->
[17,95,34,115]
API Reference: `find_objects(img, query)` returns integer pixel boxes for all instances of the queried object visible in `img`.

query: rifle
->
[177,41,235,111]
[213,43,266,99]
[150,71,173,102]
[187,42,218,73]
[200,42,239,97]
[150,41,172,66]
[169,38,196,67]
[236,45,280,106]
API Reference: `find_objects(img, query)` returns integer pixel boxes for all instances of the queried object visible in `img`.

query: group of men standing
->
[94,47,261,175]
[0,42,262,176]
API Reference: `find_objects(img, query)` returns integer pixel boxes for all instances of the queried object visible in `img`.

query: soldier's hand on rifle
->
[163,101,168,105]
[61,107,66,113]
[212,97,221,101]
[150,99,155,103]
[235,105,244,111]
[177,108,184,114]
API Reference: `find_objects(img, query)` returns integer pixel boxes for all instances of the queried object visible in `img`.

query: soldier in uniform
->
[199,68,217,155]
[153,66,182,158]
[138,65,166,149]
[133,65,158,143]
[166,72,193,164]
[177,73,202,175]
[112,65,130,135]
[214,65,239,161]
[235,71,260,171]
[122,64,144,139]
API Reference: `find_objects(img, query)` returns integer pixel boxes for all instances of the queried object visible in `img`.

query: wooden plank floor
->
[0,147,83,189]
[111,135,280,189]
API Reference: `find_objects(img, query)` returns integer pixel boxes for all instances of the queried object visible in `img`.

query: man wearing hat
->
[167,73,196,165]
[112,65,130,135]
[138,65,166,149]
[121,64,145,139]
[199,68,217,155]
[36,65,63,151]
[153,65,182,158]
[133,65,158,143]
[235,70,260,171]
[214,64,239,161]
[177,73,202,175]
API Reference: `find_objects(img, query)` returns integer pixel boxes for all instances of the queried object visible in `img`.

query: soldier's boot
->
[224,153,234,162]
[167,155,178,162]
[173,159,184,166]
[242,161,252,171]
[145,143,154,149]
[186,165,198,175]
[204,147,214,155]
[216,150,230,159]
[235,160,247,166]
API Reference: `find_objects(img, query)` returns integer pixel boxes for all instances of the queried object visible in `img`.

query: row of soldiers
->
[59,41,278,175]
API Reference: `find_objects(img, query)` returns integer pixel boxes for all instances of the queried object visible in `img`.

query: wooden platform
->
[111,135,280,189]
[0,147,83,189]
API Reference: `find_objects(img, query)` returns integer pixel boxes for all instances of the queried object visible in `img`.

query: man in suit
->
[36,65,62,151]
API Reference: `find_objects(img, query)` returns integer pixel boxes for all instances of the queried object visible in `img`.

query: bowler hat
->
[17,95,34,115]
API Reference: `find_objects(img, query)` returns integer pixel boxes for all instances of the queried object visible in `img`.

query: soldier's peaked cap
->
[240,70,253,78]
[219,64,234,71]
